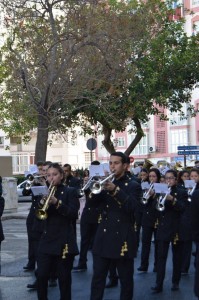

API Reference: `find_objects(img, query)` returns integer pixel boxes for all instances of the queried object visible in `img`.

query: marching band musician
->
[190,184,199,300]
[63,163,82,241]
[36,163,79,300]
[89,152,142,300]
[137,168,160,273]
[23,161,45,272]
[177,170,192,275]
[151,169,187,294]
[0,177,5,254]
[73,160,101,272]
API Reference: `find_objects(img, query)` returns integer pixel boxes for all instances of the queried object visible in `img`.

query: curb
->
[2,215,27,221]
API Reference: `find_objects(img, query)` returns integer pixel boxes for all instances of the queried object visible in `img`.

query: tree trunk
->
[101,126,115,154]
[124,118,144,156]
[34,114,49,163]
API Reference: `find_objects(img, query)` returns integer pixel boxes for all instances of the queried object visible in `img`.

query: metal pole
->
[90,150,93,163]
[184,153,186,168]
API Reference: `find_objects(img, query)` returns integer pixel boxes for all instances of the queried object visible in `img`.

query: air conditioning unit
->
[149,146,155,153]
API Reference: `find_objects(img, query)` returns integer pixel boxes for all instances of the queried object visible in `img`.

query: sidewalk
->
[2,202,30,221]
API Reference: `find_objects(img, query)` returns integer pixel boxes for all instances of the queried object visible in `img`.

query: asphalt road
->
[0,217,197,300]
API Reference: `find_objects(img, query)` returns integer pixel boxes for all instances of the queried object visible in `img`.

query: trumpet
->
[141,182,154,205]
[156,186,171,211]
[35,182,56,220]
[186,182,197,202]
[90,173,115,195]
[25,175,46,190]
[78,177,94,197]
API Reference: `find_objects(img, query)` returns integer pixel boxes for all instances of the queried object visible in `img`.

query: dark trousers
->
[37,252,74,300]
[108,260,118,280]
[135,211,143,251]
[194,243,199,297]
[78,220,98,266]
[140,226,157,269]
[156,240,183,289]
[27,223,36,268]
[90,255,134,300]
[181,240,192,272]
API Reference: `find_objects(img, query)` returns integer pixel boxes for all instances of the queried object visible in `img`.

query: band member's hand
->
[104,181,116,192]
[49,195,58,205]
[166,194,174,201]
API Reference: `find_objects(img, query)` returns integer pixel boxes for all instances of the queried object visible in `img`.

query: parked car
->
[17,180,32,202]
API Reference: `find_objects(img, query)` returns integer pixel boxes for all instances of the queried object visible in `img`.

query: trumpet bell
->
[90,181,102,194]
[35,209,48,220]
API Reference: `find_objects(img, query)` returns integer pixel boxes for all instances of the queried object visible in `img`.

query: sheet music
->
[141,182,151,190]
[184,180,195,189]
[31,186,49,196]
[153,183,169,194]
[89,165,105,177]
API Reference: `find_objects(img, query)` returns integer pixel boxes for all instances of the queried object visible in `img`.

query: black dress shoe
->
[27,281,37,289]
[105,279,118,288]
[171,284,179,291]
[137,266,148,272]
[72,265,87,272]
[23,265,35,271]
[151,286,163,293]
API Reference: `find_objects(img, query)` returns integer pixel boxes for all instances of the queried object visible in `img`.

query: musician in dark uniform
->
[63,163,82,240]
[90,152,142,300]
[191,188,199,299]
[23,162,46,271]
[177,170,192,275]
[137,168,160,273]
[73,160,101,272]
[151,169,187,293]
[105,156,141,288]
[37,163,79,300]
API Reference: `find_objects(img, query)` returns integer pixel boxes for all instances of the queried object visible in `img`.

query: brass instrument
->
[78,177,94,197]
[25,175,46,190]
[141,182,154,205]
[156,186,171,212]
[35,183,56,220]
[90,173,115,195]
[185,180,197,202]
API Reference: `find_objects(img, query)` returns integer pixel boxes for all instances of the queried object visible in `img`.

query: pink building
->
[95,0,199,166]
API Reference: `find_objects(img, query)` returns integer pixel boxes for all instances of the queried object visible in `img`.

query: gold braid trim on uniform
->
[120,241,128,256]
[62,244,68,259]
[173,233,179,245]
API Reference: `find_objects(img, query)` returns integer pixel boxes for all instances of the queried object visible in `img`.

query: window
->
[117,137,125,147]
[12,154,29,174]
[170,129,188,153]
[169,104,188,126]
[131,134,148,155]
[84,152,96,168]
[192,0,199,6]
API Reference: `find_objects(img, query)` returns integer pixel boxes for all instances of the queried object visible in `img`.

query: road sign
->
[177,145,199,150]
[178,151,199,155]
[86,138,97,151]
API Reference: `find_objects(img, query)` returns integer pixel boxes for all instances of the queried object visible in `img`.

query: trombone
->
[35,182,56,220]
[90,173,115,195]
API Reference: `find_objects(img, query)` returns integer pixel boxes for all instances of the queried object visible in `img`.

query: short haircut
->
[111,152,127,164]
[91,160,100,165]
[43,161,52,166]
[165,169,177,178]
[63,164,71,170]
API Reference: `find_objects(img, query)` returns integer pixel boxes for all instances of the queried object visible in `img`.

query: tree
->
[0,0,199,161]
